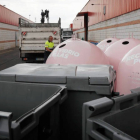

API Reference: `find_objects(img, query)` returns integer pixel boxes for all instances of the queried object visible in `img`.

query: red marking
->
[53,31,57,35]
[22,32,27,36]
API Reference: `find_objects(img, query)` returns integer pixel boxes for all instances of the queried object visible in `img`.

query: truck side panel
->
[22,40,59,44]
[19,23,61,61]
[21,44,59,51]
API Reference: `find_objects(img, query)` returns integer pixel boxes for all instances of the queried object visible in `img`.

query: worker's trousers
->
[44,51,51,63]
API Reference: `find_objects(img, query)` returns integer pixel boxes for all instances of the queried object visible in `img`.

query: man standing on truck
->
[44,36,54,63]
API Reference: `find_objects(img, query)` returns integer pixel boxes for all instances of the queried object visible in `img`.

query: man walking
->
[44,36,54,63]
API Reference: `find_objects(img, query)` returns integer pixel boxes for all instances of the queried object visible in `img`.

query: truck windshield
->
[63,31,73,36]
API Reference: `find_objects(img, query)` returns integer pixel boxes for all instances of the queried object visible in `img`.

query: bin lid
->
[46,39,109,65]
[0,64,76,84]
[97,38,119,52]
[105,38,140,71]
[0,64,115,93]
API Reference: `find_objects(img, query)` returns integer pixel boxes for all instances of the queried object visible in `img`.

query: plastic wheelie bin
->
[0,64,116,140]
[83,87,140,140]
[0,81,67,140]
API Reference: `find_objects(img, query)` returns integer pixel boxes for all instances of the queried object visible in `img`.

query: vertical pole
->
[84,13,88,41]
[15,32,17,47]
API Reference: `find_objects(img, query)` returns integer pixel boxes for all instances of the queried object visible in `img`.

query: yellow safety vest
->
[45,41,54,49]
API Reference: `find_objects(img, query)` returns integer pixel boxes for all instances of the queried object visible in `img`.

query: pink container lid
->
[105,38,140,71]
[116,44,140,95]
[46,39,109,65]
[97,38,119,52]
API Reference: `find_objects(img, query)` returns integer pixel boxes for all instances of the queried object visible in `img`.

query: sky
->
[0,0,88,28]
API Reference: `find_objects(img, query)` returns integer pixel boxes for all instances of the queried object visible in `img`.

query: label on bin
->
[126,53,140,64]
[52,49,80,59]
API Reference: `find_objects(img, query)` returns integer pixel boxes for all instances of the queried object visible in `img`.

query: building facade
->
[0,5,33,50]
[73,0,140,43]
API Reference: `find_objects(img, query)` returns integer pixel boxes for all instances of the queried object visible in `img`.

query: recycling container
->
[105,38,140,71]
[97,37,119,52]
[83,88,140,140]
[46,39,109,65]
[0,81,67,140]
[0,64,116,140]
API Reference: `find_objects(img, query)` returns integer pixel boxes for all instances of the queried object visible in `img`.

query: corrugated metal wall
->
[0,5,33,26]
[0,5,33,50]
[73,0,140,30]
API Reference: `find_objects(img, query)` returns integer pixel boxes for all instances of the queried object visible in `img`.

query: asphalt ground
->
[0,47,24,71]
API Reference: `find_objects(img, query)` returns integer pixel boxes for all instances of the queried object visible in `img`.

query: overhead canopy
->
[76,12,89,17]
[76,11,94,17]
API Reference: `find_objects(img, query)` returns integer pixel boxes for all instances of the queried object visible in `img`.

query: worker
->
[44,36,54,63]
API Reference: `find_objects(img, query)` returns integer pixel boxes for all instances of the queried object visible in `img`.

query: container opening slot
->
[122,41,129,45]
[107,40,112,43]
[59,44,66,48]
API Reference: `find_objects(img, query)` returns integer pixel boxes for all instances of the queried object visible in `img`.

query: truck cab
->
[61,28,73,42]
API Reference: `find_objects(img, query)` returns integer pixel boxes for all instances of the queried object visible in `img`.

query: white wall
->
[0,23,19,50]
[74,28,85,40]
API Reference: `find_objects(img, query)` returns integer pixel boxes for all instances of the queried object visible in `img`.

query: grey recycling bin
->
[0,81,67,140]
[83,87,140,140]
[0,64,116,140]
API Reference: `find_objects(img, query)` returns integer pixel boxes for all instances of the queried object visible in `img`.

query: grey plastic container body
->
[83,88,140,140]
[0,64,115,95]
[0,81,67,140]
[0,64,116,140]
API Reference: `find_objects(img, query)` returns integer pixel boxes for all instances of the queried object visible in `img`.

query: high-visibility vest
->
[45,41,54,49]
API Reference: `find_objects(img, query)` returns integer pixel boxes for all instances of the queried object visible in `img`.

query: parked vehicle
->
[19,18,61,62]
[61,28,73,42]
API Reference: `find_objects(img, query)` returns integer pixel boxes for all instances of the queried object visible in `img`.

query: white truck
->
[61,28,73,42]
[19,18,61,62]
